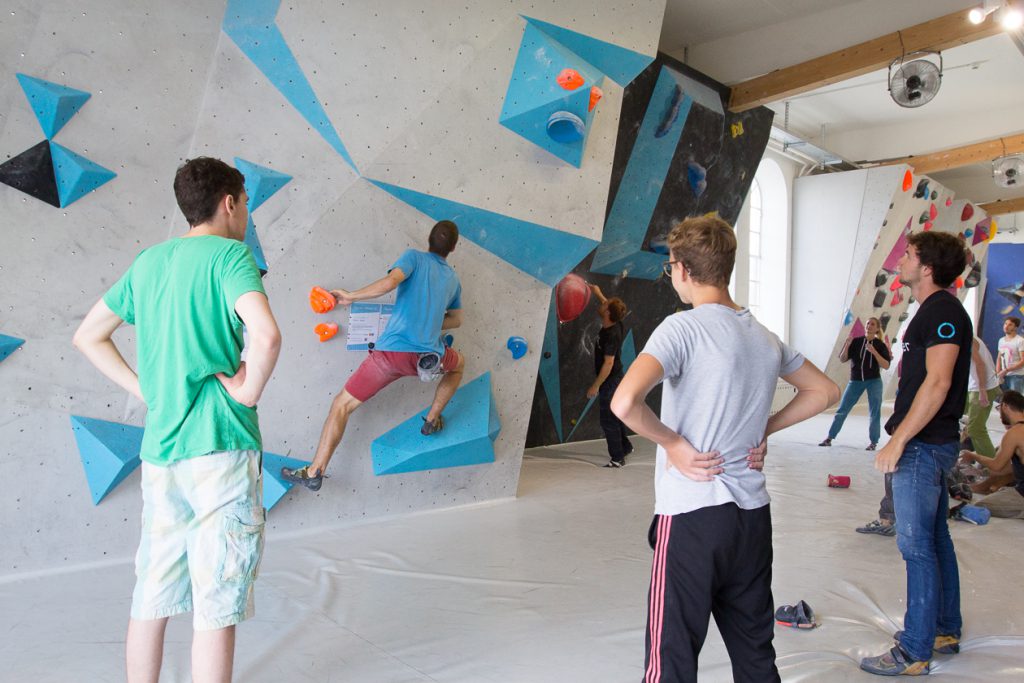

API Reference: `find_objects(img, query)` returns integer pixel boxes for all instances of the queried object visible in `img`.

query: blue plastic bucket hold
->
[546,111,585,144]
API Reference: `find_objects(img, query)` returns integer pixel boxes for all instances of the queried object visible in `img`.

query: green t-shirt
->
[103,235,266,466]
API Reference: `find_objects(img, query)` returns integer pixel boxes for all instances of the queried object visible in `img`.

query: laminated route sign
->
[347,303,394,350]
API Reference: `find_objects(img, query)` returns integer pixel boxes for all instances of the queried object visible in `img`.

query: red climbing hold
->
[556,68,584,90]
[555,273,591,323]
[588,85,603,111]
[929,204,938,220]
[902,170,913,192]
[961,204,974,222]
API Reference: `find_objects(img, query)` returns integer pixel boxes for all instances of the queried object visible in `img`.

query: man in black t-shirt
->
[587,284,631,467]
[861,232,971,677]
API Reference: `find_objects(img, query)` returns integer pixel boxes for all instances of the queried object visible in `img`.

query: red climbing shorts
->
[344,347,460,402]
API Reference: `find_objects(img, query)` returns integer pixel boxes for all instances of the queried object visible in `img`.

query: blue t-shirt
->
[374,249,461,354]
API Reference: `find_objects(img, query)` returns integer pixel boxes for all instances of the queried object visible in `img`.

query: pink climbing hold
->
[556,69,584,90]
[929,204,938,220]
[923,221,934,231]
[946,197,953,207]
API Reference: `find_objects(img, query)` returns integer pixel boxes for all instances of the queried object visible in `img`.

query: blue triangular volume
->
[48,141,116,207]
[16,73,91,139]
[70,415,144,505]
[261,451,312,510]
[565,396,595,442]
[244,216,268,274]
[501,79,602,168]
[234,157,292,212]
[499,22,605,122]
[371,372,500,475]
[621,329,637,371]
[223,0,357,172]
[591,66,694,279]
[539,292,563,442]
[368,179,597,287]
[0,333,26,363]
[524,16,654,86]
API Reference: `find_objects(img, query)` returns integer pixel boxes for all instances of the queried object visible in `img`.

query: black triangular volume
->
[0,140,60,207]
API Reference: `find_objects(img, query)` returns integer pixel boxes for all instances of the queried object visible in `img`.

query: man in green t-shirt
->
[73,157,281,682]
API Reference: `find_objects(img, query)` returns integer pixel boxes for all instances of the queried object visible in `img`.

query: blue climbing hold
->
[507,336,528,359]
[70,416,144,505]
[261,452,314,510]
[0,333,25,363]
[687,161,707,198]
[546,111,586,143]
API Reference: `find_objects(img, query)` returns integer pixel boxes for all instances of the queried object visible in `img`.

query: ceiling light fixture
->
[968,0,1001,23]
[968,0,1023,28]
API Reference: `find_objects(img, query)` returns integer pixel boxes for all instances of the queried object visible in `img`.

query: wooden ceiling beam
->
[728,9,1003,112]
[869,134,1024,174]
[979,197,1024,216]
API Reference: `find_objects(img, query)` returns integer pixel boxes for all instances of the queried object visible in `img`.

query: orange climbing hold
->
[556,68,584,90]
[902,170,913,192]
[310,286,335,314]
[315,322,338,342]
[588,85,603,111]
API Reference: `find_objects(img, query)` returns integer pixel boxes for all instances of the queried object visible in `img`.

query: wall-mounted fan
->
[993,155,1024,187]
[888,52,943,108]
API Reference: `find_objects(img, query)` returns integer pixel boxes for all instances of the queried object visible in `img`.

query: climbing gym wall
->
[525,54,775,446]
[0,0,665,575]
[978,242,1024,359]
[791,167,996,391]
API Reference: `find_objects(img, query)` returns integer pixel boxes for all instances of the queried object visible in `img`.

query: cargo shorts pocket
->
[218,506,266,584]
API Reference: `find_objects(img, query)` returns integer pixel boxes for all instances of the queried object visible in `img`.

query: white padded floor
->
[3,411,1023,682]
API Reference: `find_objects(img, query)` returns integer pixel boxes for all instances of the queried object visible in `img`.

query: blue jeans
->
[827,378,883,444]
[1003,374,1024,394]
[892,439,961,662]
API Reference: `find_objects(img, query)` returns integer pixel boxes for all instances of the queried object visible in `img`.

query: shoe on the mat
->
[775,600,817,629]
[604,460,624,468]
[893,630,960,655]
[281,465,324,492]
[856,519,896,537]
[421,414,444,436]
[819,438,833,447]
[866,442,877,451]
[860,646,930,676]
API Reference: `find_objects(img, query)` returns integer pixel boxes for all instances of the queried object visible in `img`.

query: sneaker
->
[819,438,833,447]
[894,630,960,655]
[856,519,896,537]
[603,460,624,468]
[281,465,324,492]
[421,414,444,436]
[866,443,877,451]
[860,646,930,676]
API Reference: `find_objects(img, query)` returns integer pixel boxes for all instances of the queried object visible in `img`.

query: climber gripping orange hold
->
[310,286,335,314]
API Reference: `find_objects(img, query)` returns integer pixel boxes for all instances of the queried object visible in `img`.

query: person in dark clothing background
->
[587,283,632,467]
[819,316,892,450]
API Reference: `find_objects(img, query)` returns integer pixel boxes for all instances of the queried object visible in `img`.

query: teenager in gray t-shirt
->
[643,305,805,516]
[612,216,838,683]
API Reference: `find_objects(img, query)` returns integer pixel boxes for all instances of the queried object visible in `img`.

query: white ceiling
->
[659,0,1024,205]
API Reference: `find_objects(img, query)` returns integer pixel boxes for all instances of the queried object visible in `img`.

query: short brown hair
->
[667,216,736,288]
[173,157,245,227]
[606,297,627,323]
[1006,316,1021,329]
[906,231,967,289]
[429,220,459,256]
[1001,390,1024,414]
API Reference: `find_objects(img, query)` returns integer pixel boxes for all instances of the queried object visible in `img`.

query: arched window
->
[745,158,789,339]
[748,178,763,318]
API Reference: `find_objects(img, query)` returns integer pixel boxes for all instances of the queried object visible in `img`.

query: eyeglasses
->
[662,260,681,277]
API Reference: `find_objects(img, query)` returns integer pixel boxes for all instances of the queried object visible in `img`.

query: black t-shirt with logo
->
[594,321,625,382]
[885,290,972,444]
[848,336,891,381]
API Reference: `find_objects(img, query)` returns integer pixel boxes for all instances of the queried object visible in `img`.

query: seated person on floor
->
[959,390,1024,518]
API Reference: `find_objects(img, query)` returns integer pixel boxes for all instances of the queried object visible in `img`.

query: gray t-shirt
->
[642,304,805,515]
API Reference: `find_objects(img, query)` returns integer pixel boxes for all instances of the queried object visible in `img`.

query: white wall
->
[0,0,665,576]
